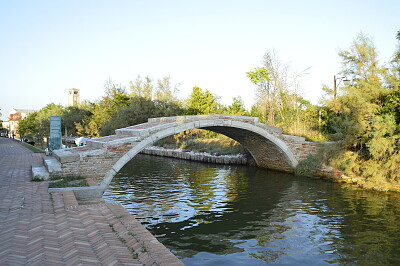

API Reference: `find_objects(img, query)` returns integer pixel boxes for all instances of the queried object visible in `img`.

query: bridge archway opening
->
[152,128,251,158]
[101,121,298,189]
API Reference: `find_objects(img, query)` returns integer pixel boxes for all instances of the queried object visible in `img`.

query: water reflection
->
[103,154,400,265]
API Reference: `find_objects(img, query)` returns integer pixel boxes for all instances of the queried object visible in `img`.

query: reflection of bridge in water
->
[42,115,326,199]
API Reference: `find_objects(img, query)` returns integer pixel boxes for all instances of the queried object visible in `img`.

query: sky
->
[0,0,399,120]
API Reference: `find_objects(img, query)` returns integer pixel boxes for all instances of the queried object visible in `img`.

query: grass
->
[48,176,89,188]
[15,139,45,153]
[278,123,328,142]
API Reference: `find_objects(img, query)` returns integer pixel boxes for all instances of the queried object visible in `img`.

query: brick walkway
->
[0,138,183,266]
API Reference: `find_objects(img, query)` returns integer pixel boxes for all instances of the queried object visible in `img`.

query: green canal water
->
[103,154,400,265]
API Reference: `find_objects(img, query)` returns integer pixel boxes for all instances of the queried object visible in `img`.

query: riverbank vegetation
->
[154,130,247,156]
[48,176,88,188]
[17,31,400,191]
[319,32,400,191]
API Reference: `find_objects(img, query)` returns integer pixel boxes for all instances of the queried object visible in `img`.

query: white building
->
[2,108,37,137]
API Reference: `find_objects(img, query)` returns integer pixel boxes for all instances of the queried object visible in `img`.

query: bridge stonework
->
[51,115,326,195]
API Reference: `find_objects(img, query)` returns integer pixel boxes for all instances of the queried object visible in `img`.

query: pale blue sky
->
[1,0,399,120]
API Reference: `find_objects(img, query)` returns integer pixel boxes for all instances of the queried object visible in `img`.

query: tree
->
[100,97,182,136]
[186,86,218,115]
[331,33,387,145]
[75,80,132,137]
[17,112,38,138]
[32,103,63,149]
[226,96,248,116]
[325,33,400,185]
[247,66,271,123]
[35,103,64,137]
[382,30,400,127]
[61,106,92,136]
[154,76,179,103]
[247,50,302,125]
[102,79,131,111]
[129,75,153,99]
[247,50,320,139]
[390,30,400,82]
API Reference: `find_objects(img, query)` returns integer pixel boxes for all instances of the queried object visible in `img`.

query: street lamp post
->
[333,75,349,100]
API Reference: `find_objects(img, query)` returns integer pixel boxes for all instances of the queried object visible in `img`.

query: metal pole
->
[333,75,337,100]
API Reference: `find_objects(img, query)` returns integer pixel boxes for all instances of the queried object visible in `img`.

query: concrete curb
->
[48,186,104,200]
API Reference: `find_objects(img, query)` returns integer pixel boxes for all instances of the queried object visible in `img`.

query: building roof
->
[11,109,37,114]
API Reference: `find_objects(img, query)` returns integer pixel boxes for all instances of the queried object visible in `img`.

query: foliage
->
[35,103,64,137]
[294,154,323,177]
[17,140,45,153]
[62,106,92,136]
[154,76,179,103]
[18,112,38,136]
[100,97,183,136]
[75,80,131,137]
[186,86,218,115]
[226,96,249,116]
[129,75,153,99]
[247,50,324,140]
[18,104,92,140]
[155,130,247,155]
[324,33,400,185]
[48,176,88,188]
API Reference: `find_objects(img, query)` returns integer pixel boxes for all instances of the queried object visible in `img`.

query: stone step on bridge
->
[40,115,327,200]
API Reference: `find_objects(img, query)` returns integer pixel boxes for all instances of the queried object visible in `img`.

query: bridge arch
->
[100,117,298,189]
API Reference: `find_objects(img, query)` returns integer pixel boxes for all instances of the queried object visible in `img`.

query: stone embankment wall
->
[141,146,254,165]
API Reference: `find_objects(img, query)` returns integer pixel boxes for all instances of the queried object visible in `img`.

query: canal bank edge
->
[49,188,184,265]
[141,146,255,165]
[23,148,184,264]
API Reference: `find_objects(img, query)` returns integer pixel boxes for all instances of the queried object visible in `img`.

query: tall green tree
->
[61,106,92,136]
[186,86,218,115]
[129,75,153,99]
[330,33,388,145]
[102,79,131,111]
[247,51,321,139]
[100,97,182,136]
[75,80,131,137]
[154,76,179,103]
[247,50,307,126]
[35,103,64,137]
[17,112,38,138]
[326,33,400,185]
[382,30,400,127]
[247,66,272,123]
[226,96,248,116]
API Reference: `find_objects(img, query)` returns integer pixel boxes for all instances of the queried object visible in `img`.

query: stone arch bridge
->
[45,115,325,198]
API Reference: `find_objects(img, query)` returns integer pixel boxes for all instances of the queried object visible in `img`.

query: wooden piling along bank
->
[140,146,254,165]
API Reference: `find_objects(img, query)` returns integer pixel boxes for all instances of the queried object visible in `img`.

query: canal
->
[103,154,400,265]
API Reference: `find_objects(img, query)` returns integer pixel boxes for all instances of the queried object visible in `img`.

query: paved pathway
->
[0,138,183,266]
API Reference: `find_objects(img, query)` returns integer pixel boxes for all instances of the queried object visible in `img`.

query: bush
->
[295,155,323,177]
